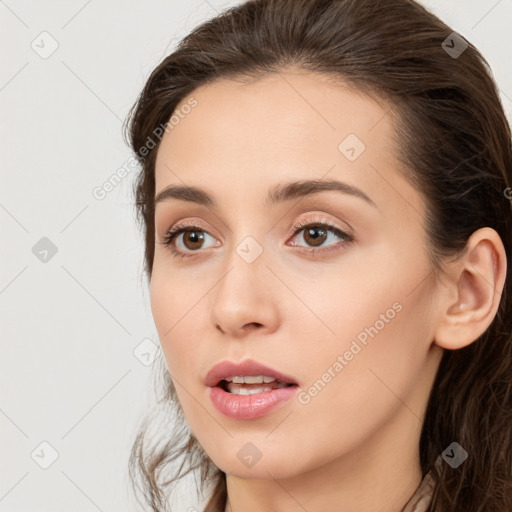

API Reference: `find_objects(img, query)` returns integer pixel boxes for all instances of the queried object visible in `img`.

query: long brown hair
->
[124,0,512,510]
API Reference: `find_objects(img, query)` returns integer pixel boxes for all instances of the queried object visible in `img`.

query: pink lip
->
[204,359,299,387]
[209,385,298,420]
[205,359,300,420]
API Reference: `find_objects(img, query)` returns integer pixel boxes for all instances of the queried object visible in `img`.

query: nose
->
[210,249,280,338]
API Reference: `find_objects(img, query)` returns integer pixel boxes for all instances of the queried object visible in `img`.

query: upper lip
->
[205,359,299,387]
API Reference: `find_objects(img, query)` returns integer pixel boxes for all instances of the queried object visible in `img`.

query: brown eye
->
[290,220,352,251]
[302,226,328,247]
[181,230,205,250]
[162,225,219,259]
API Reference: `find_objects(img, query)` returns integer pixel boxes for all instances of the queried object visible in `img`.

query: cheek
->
[276,293,430,478]
[149,267,207,377]
[283,250,433,440]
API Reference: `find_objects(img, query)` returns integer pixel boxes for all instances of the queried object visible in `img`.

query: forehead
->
[154,70,412,214]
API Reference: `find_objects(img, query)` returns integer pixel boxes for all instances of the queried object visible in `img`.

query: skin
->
[149,68,507,512]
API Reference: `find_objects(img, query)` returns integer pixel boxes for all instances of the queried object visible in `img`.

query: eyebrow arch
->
[154,179,377,209]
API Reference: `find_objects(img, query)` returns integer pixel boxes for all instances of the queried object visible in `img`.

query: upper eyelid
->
[165,216,348,237]
[164,210,352,232]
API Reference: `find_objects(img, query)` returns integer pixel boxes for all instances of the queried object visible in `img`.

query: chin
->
[211,450,304,480]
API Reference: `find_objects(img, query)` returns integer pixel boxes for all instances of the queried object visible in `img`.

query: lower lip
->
[208,384,298,420]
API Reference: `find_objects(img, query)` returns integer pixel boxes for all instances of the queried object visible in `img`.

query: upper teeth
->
[224,375,277,384]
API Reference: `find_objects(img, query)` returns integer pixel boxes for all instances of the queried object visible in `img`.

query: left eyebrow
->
[154,178,377,209]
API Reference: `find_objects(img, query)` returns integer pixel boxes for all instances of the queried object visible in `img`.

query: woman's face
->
[150,70,444,479]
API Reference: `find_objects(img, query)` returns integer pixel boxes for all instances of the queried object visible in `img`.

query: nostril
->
[244,322,262,331]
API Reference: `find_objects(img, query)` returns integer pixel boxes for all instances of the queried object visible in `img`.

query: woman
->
[125,0,512,510]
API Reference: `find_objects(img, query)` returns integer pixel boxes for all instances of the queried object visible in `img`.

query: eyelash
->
[161,217,355,260]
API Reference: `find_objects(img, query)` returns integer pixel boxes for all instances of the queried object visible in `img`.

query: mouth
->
[205,358,300,389]
[216,376,297,396]
[205,359,300,419]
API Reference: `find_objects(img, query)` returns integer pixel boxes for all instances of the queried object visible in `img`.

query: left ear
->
[433,227,507,350]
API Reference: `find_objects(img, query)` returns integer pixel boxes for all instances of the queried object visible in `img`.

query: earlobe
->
[433,227,507,351]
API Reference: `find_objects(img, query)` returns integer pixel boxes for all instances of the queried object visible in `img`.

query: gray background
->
[1,1,511,511]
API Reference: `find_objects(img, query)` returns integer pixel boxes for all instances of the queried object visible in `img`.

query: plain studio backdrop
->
[1,1,511,511]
